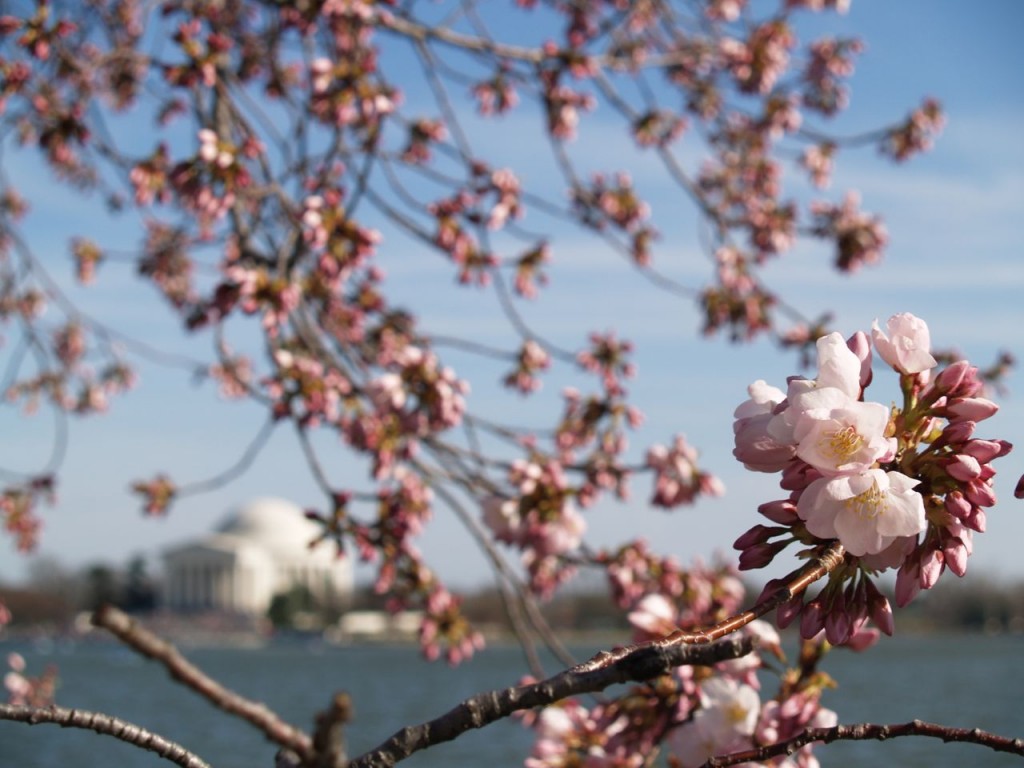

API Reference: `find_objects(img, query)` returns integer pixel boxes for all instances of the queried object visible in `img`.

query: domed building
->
[162,498,353,615]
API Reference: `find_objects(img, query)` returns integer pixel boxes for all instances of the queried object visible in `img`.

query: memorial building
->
[162,498,352,614]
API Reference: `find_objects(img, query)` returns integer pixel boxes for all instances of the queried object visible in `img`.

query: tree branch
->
[569,541,846,675]
[704,720,1024,766]
[348,634,755,768]
[91,605,314,761]
[0,703,212,768]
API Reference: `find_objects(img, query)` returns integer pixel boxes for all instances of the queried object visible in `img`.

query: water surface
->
[0,634,1020,766]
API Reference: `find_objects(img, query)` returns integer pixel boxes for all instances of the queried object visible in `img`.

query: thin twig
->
[704,720,1024,766]
[310,692,354,768]
[91,605,314,761]
[349,634,755,768]
[569,541,846,674]
[423,473,574,675]
[0,703,212,768]
[176,417,277,496]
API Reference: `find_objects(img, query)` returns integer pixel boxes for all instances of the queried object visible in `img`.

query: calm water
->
[0,634,1021,767]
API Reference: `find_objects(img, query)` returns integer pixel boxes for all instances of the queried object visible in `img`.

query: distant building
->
[162,498,352,615]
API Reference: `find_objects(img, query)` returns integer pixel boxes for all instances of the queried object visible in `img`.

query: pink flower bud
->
[757,499,799,524]
[733,388,795,472]
[965,479,996,508]
[963,506,986,533]
[844,624,881,652]
[919,549,944,589]
[700,474,726,496]
[962,439,1011,463]
[933,361,972,396]
[779,691,813,721]
[752,579,780,609]
[846,330,873,390]
[738,540,788,570]
[944,539,968,577]
[939,420,975,446]
[733,524,785,550]
[947,454,982,482]
[1015,474,1024,499]
[824,605,852,646]
[776,594,803,629]
[865,581,895,636]
[800,599,824,639]
[895,560,921,607]
[944,491,971,519]
[627,593,676,636]
[947,396,998,423]
[780,461,821,491]
[951,524,974,554]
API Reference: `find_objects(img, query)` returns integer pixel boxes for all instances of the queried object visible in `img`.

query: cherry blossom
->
[0,2,1007,765]
[733,313,1010,640]
[4,652,56,706]
[733,379,795,472]
[767,331,863,445]
[669,676,760,767]
[871,312,937,374]
[789,388,892,476]
[647,435,724,507]
[797,469,926,556]
[626,592,677,636]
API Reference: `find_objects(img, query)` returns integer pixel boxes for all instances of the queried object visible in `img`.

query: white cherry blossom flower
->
[733,380,795,472]
[797,469,926,555]
[670,676,760,768]
[790,388,892,475]
[769,333,863,445]
[872,313,937,375]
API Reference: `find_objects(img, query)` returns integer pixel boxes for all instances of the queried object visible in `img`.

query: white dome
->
[216,497,324,561]
[164,497,352,614]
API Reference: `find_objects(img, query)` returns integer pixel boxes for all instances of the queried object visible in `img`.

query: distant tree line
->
[0,555,158,629]
[350,577,1024,637]
[2,559,1022,636]
[897,576,1024,633]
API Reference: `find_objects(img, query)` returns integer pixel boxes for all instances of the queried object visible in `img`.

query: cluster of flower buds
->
[733,312,1012,644]
[503,340,551,394]
[482,457,585,598]
[646,434,725,509]
[569,172,658,266]
[130,473,176,517]
[400,118,446,165]
[600,539,687,609]
[471,67,518,116]
[526,564,837,768]
[418,585,486,666]
[809,192,888,272]
[307,52,398,135]
[1,477,54,551]
[628,592,837,768]
[4,652,57,707]
[631,108,687,148]
[522,685,679,767]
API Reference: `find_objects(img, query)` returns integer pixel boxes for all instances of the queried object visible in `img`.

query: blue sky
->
[1,1,1022,591]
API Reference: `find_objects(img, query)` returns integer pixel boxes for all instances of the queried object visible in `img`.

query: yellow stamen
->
[844,481,887,520]
[818,425,865,464]
[724,701,749,726]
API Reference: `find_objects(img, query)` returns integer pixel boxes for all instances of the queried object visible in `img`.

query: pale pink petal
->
[814,332,861,398]
[871,313,937,374]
